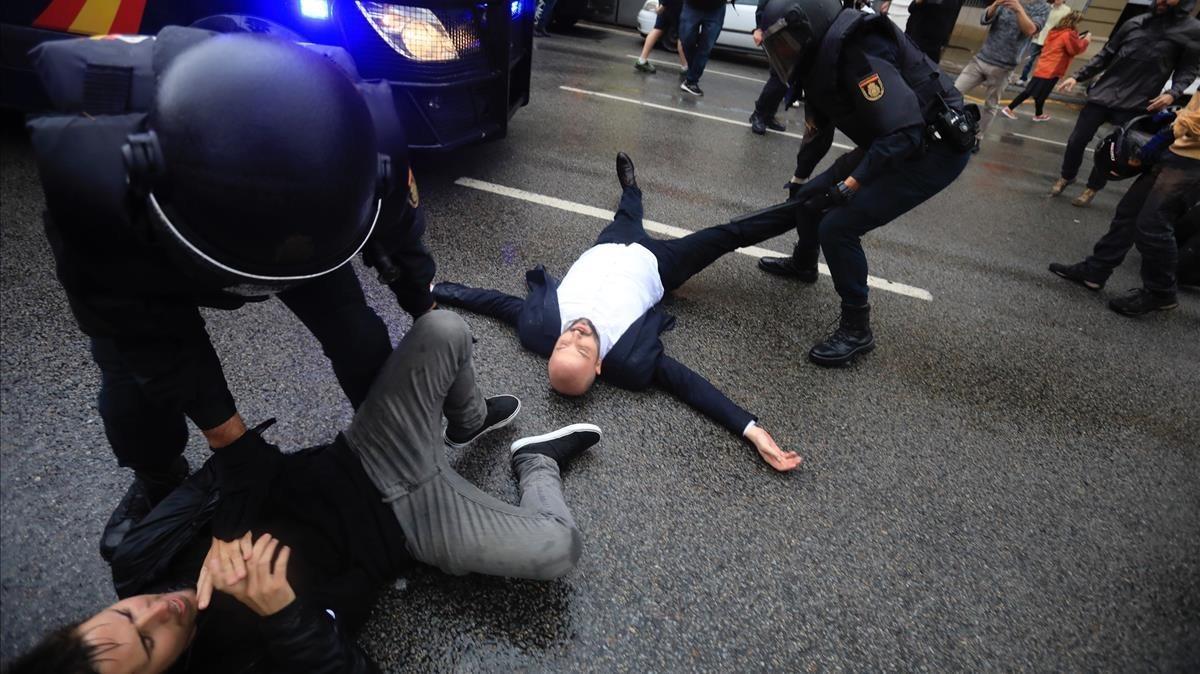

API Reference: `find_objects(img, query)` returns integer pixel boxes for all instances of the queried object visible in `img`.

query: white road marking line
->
[1006,132,1069,148]
[454,177,934,302]
[560,85,854,149]
[625,54,768,83]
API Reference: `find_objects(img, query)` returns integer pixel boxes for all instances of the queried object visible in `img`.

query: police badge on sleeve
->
[858,73,884,102]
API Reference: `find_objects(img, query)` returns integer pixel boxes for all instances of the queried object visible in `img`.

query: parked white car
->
[636,0,760,54]
[636,0,913,54]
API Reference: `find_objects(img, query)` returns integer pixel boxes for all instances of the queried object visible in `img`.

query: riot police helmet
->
[125,34,386,294]
[760,0,845,85]
[1093,114,1164,181]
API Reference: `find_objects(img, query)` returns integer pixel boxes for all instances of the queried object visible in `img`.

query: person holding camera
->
[954,0,1051,151]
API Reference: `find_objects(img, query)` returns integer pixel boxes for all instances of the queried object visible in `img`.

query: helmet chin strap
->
[146,191,382,284]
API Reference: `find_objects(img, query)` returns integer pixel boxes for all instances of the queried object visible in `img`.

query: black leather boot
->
[100,456,189,561]
[757,256,818,282]
[809,304,875,367]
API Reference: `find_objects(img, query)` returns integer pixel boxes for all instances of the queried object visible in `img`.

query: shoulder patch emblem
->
[858,73,884,102]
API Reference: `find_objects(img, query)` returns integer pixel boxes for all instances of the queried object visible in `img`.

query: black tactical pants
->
[91,264,392,474]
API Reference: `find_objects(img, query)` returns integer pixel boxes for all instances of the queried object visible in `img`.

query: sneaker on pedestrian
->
[749,112,767,135]
[1016,78,1029,87]
[634,59,656,73]
[680,81,703,96]
[1072,188,1097,207]
[764,116,786,132]
[1000,107,1018,120]
[511,423,602,470]
[1032,113,1051,122]
[1048,261,1104,291]
[444,394,521,449]
[1049,177,1073,196]
[1107,288,1178,316]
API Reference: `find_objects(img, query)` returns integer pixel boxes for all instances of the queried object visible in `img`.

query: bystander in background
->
[678,0,730,95]
[954,0,1050,151]
[1015,0,1072,85]
[636,0,690,74]
[1001,11,1089,120]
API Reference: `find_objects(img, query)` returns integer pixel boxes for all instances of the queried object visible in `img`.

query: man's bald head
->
[548,318,602,396]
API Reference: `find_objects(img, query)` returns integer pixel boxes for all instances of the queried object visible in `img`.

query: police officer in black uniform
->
[26,29,438,558]
[747,0,975,366]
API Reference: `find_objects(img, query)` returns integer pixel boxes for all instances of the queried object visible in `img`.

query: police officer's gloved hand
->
[802,181,853,213]
[210,420,283,540]
[785,180,805,200]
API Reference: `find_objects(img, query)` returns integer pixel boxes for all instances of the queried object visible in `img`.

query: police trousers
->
[92,264,392,475]
[344,311,581,581]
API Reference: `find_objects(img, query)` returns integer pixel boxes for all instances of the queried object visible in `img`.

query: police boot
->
[100,456,189,562]
[757,256,818,282]
[809,303,875,367]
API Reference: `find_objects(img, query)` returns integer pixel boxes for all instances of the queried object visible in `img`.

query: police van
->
[0,0,534,149]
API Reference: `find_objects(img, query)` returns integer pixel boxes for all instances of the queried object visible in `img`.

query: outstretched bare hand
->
[745,426,803,472]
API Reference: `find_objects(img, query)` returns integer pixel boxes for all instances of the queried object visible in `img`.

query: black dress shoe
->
[616,152,637,190]
[749,112,767,135]
[757,256,818,282]
[100,456,189,561]
[808,304,875,367]
[764,116,786,132]
[511,423,602,469]
[1049,261,1104,290]
[1107,288,1178,316]
[445,395,522,448]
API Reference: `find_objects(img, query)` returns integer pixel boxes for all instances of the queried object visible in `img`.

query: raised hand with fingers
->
[197,531,254,610]
[212,533,297,617]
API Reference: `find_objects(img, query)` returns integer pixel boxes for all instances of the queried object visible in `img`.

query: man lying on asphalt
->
[5,311,601,674]
[434,154,804,472]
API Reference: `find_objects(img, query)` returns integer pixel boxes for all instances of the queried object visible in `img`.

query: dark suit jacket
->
[433,266,756,437]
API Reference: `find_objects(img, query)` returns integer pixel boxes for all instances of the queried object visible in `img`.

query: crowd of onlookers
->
[620,0,1199,316]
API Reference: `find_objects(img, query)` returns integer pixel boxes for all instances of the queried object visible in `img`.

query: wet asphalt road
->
[2,23,1198,672]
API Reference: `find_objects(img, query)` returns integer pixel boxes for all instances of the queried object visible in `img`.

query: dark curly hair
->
[4,621,102,674]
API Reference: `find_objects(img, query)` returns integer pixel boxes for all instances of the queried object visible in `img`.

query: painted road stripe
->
[560,85,854,149]
[454,177,934,302]
[625,54,768,84]
[1006,132,1070,148]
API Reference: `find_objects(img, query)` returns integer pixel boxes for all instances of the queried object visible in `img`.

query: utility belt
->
[926,100,981,153]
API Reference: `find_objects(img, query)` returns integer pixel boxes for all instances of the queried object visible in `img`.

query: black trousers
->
[595,186,793,292]
[1083,152,1200,296]
[92,264,393,474]
[754,69,788,119]
[1060,102,1138,191]
[1007,77,1058,116]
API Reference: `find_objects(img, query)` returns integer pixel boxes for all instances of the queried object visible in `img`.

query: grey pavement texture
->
[3,24,1199,672]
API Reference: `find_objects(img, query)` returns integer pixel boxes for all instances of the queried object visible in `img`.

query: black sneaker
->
[1049,262,1104,291]
[764,116,786,132]
[634,59,656,73]
[100,456,189,562]
[750,112,767,135]
[1107,288,1178,317]
[680,81,703,96]
[511,423,602,469]
[757,256,818,282]
[444,395,521,449]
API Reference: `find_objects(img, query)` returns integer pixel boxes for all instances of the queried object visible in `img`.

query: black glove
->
[210,419,282,540]
[785,180,805,200]
[802,181,854,213]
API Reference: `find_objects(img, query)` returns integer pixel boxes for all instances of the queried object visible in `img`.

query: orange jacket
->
[1033,28,1090,80]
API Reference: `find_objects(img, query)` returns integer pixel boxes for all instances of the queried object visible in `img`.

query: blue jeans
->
[678,3,725,85]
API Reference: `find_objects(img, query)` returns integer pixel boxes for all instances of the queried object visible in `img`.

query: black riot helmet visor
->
[761,0,846,84]
[126,33,390,295]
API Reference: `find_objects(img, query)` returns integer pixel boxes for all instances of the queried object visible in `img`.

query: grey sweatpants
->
[954,56,1014,139]
[344,311,581,580]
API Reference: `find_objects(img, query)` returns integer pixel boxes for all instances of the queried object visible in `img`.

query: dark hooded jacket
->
[1073,3,1200,111]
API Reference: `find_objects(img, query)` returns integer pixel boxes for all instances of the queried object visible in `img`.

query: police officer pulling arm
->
[748,0,974,366]
[26,28,439,563]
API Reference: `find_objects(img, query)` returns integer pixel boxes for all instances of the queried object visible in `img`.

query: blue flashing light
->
[511,0,521,17]
[300,0,331,19]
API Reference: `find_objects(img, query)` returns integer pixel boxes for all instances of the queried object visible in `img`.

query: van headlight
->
[356,2,459,61]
